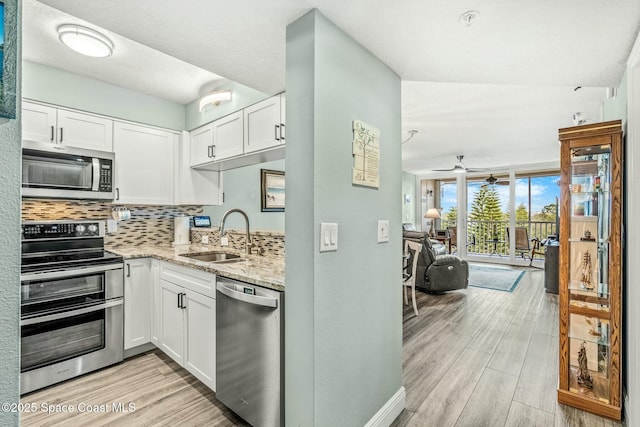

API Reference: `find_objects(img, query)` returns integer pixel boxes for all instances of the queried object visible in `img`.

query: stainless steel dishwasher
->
[216,277,283,427]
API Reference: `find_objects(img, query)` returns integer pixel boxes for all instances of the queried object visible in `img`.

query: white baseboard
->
[364,386,406,427]
[624,393,630,426]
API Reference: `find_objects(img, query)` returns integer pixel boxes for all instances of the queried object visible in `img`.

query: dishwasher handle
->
[216,282,278,308]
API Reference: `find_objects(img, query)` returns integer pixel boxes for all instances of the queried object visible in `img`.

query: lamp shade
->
[425,208,441,219]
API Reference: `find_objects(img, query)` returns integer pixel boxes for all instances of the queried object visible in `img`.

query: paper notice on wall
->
[352,120,380,188]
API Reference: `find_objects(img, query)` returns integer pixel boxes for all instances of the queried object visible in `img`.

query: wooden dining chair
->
[403,240,422,316]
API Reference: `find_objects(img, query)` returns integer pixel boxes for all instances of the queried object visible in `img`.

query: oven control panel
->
[22,221,104,240]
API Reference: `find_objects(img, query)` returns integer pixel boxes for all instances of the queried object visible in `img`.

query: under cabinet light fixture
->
[58,24,114,58]
[199,90,233,112]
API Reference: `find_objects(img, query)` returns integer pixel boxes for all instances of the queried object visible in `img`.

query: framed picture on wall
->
[261,169,285,212]
[0,0,17,119]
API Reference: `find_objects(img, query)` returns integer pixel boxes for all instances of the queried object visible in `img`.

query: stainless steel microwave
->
[22,141,115,200]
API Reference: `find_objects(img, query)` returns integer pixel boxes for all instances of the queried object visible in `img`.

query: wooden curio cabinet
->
[557,120,623,420]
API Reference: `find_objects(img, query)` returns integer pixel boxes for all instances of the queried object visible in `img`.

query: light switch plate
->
[378,220,390,243]
[220,236,229,246]
[202,235,209,244]
[320,222,338,252]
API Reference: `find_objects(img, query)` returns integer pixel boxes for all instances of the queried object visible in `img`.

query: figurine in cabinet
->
[580,250,593,290]
[577,342,593,389]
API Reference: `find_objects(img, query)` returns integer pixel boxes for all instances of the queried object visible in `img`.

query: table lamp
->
[424,208,441,238]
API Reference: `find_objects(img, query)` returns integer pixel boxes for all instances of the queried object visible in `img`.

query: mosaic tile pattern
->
[191,228,285,257]
[21,199,203,247]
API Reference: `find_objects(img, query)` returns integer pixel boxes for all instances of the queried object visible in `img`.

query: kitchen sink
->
[180,252,242,262]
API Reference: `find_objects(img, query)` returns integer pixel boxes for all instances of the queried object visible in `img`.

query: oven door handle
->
[20,299,123,326]
[20,263,123,282]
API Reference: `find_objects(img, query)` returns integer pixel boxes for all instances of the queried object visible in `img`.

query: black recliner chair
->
[409,236,469,293]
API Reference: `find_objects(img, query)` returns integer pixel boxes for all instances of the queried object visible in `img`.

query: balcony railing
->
[441,219,556,258]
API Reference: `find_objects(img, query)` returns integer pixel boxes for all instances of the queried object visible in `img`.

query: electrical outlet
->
[220,236,229,246]
[201,235,209,244]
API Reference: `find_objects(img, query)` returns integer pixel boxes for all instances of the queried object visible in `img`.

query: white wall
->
[203,159,285,231]
[23,61,186,130]
[285,9,403,426]
[624,33,640,426]
[0,1,21,425]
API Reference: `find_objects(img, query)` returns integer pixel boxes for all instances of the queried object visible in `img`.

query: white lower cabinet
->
[157,262,216,391]
[124,259,151,350]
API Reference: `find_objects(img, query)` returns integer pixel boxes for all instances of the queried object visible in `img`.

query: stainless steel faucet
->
[219,209,252,255]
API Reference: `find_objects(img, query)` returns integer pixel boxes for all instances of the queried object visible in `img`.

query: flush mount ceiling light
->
[58,24,114,58]
[459,10,479,27]
[198,90,233,112]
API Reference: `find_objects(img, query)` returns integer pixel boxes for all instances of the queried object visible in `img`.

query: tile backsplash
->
[21,199,203,247]
[21,200,285,256]
[191,228,285,258]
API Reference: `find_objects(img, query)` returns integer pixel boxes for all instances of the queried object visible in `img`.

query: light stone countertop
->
[107,244,284,292]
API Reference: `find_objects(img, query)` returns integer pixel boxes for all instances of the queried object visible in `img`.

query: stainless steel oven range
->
[20,220,124,394]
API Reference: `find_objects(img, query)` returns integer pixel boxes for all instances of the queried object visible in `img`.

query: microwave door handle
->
[20,299,123,326]
[91,158,100,191]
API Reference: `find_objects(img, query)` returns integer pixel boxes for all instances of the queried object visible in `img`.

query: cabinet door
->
[160,279,185,365]
[57,109,113,151]
[185,290,216,391]
[178,131,222,205]
[124,259,151,350]
[243,95,282,154]
[113,122,176,204]
[22,102,57,144]
[213,111,244,161]
[150,260,162,346]
[190,123,215,167]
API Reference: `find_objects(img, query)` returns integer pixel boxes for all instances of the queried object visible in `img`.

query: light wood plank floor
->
[394,266,625,427]
[20,267,625,426]
[20,350,248,426]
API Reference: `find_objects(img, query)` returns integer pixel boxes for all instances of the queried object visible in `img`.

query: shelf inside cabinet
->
[568,332,610,347]
[568,238,607,244]
[569,288,609,304]
[569,304,610,320]
[568,366,610,404]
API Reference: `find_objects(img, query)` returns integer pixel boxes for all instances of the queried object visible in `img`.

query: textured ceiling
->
[25,1,640,173]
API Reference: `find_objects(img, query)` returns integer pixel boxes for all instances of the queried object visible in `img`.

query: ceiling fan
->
[433,155,487,173]
[484,174,509,186]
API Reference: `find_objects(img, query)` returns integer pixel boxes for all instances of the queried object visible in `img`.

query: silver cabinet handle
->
[59,127,64,143]
[126,263,131,277]
[116,188,120,200]
[21,299,123,326]
[208,145,213,158]
[280,123,285,141]
[211,145,216,159]
[275,124,280,141]
[216,282,277,308]
[50,126,55,142]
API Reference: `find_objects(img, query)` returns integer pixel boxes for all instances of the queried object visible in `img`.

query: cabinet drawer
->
[160,262,216,298]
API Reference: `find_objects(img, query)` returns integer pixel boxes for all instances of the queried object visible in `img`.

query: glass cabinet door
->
[567,144,612,403]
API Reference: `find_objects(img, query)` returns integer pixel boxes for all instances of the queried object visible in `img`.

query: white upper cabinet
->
[113,122,176,205]
[22,102,57,144]
[212,110,244,161]
[190,123,214,167]
[243,94,284,154]
[57,109,113,151]
[189,93,285,172]
[22,101,113,151]
[178,131,222,205]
